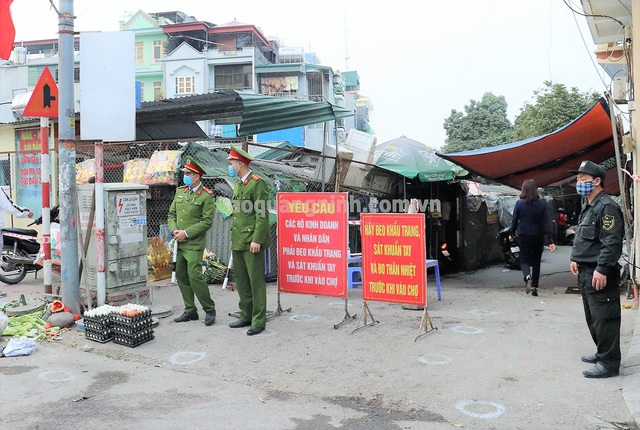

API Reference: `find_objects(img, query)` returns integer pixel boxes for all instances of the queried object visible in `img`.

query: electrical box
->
[78,183,149,300]
[614,76,627,102]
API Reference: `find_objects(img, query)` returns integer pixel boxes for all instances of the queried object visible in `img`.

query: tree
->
[513,81,601,140]
[441,92,514,153]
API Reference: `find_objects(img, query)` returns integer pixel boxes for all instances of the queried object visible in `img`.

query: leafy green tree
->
[513,81,601,140]
[441,92,514,153]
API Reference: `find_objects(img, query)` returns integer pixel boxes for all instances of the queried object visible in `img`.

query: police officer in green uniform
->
[168,158,217,326]
[227,145,271,336]
[569,161,624,378]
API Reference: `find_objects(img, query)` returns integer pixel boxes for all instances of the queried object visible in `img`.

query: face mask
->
[228,165,238,178]
[183,175,193,187]
[576,180,595,196]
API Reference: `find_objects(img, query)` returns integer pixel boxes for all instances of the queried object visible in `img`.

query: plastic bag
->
[216,197,232,219]
[144,150,181,185]
[123,158,150,184]
[3,336,38,357]
[76,159,96,184]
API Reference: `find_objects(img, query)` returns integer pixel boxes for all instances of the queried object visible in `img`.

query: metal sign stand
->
[273,292,292,318]
[333,298,357,329]
[351,301,378,334]
[415,307,437,342]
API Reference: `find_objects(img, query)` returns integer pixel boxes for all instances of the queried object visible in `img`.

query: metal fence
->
[0,140,387,280]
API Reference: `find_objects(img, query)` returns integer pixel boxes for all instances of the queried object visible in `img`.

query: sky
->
[8,0,611,149]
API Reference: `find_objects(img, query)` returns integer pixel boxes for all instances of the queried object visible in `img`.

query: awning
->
[437,98,617,191]
[136,90,354,137]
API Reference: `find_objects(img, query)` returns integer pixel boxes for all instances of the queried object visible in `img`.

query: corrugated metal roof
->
[137,90,354,137]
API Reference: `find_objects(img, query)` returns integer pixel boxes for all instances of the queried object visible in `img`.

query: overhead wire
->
[563,0,631,120]
[562,0,625,27]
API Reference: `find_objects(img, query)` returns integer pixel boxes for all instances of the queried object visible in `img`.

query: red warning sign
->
[23,66,58,118]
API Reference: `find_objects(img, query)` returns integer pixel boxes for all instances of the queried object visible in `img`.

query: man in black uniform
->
[569,161,624,378]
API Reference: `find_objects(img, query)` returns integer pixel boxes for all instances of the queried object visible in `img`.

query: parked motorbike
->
[497,226,520,269]
[0,206,59,285]
[557,224,576,246]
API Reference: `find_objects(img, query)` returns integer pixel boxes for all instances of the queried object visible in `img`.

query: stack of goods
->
[147,236,172,281]
[144,150,181,185]
[76,159,96,184]
[83,305,118,343]
[111,304,154,348]
[123,158,150,184]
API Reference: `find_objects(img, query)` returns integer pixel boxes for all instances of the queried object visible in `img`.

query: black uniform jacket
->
[570,190,624,276]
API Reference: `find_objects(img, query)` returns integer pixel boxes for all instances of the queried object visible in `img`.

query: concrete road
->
[1,245,638,430]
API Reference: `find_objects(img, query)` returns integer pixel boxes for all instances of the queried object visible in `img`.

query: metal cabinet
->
[78,183,148,299]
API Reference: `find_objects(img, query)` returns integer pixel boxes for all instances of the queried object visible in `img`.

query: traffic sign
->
[23,66,59,118]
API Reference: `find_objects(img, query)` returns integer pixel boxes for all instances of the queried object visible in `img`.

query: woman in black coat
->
[510,179,556,296]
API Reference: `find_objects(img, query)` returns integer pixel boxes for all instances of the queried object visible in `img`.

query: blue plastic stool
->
[425,259,442,300]
[348,267,363,288]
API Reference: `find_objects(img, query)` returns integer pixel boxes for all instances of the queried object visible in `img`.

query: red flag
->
[0,0,15,60]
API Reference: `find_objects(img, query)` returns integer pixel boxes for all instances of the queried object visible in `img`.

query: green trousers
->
[176,247,215,314]
[233,248,267,328]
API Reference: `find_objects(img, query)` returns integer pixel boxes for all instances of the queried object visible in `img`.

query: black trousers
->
[518,234,544,288]
[577,264,621,370]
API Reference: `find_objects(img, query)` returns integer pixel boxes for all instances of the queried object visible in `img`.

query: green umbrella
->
[373,136,468,182]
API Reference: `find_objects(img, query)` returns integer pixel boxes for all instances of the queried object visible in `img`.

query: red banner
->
[361,213,427,306]
[277,192,348,297]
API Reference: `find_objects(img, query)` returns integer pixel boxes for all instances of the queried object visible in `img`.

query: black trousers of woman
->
[517,234,544,288]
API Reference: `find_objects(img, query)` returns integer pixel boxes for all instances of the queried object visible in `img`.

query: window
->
[175,76,195,94]
[153,81,162,101]
[214,64,252,90]
[153,40,162,62]
[28,66,46,86]
[139,82,144,101]
[31,66,80,85]
[308,72,323,101]
[236,33,252,48]
[135,41,144,64]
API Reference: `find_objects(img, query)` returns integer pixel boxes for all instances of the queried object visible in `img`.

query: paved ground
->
[1,245,639,430]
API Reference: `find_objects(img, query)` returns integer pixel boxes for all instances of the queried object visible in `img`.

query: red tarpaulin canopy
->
[438,98,619,194]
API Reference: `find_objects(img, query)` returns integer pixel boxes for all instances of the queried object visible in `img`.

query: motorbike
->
[557,224,576,246]
[0,206,60,285]
[497,226,520,270]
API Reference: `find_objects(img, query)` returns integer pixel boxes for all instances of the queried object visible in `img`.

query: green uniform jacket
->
[231,173,271,251]
[168,185,215,251]
[570,190,624,275]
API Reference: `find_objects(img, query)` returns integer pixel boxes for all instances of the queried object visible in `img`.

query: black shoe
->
[247,326,265,336]
[581,354,597,364]
[525,275,532,294]
[229,319,251,329]
[531,288,538,297]
[174,312,198,323]
[204,311,216,326]
[583,362,619,378]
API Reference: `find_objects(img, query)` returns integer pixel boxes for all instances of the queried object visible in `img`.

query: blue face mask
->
[228,165,238,178]
[576,180,595,196]
[183,175,193,187]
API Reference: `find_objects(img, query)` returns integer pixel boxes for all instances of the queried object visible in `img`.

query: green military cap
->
[181,157,206,176]
[228,145,253,164]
